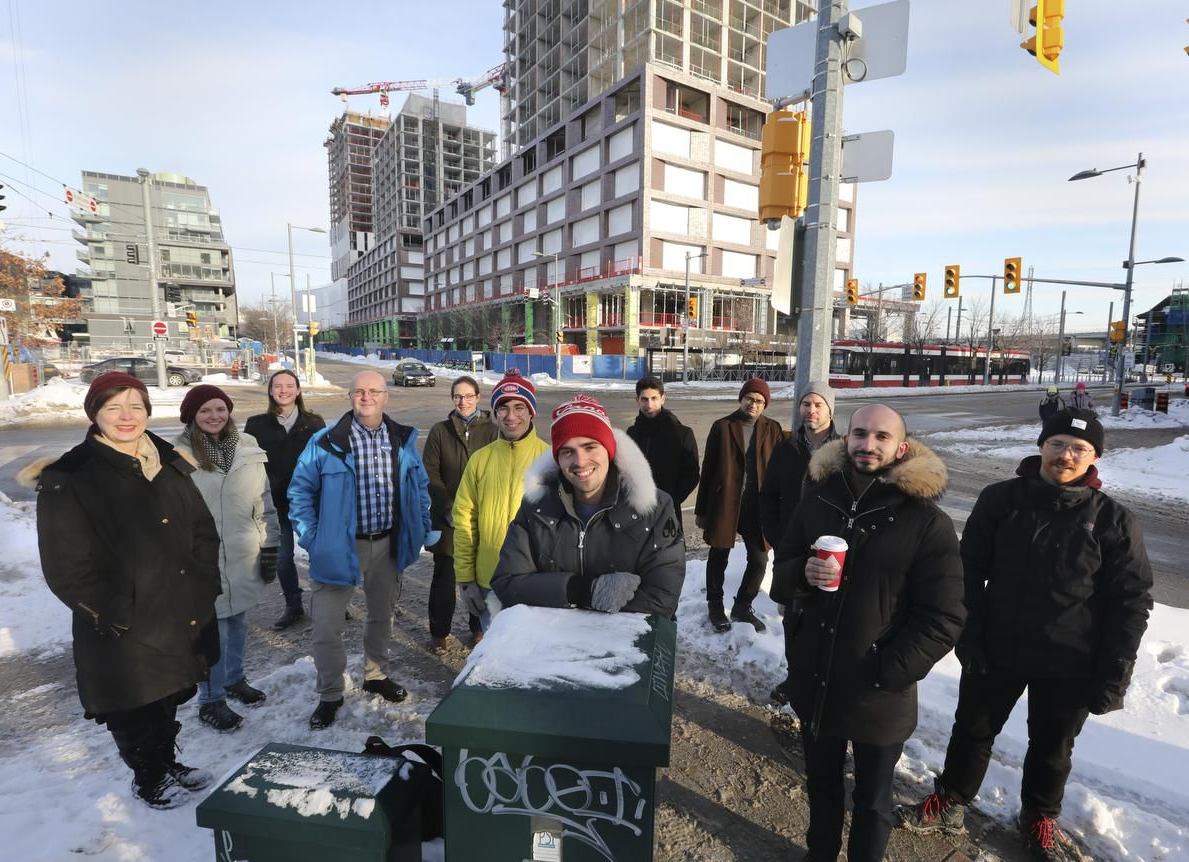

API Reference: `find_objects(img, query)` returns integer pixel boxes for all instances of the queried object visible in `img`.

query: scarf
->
[198,427,240,473]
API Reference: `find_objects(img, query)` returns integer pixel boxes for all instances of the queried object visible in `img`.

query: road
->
[4,357,1185,606]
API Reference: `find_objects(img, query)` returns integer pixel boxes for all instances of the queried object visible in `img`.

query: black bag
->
[361,736,444,840]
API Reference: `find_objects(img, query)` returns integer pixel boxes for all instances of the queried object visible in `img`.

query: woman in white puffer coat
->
[175,385,279,733]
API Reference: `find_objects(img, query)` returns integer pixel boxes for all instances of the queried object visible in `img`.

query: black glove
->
[589,572,642,613]
[954,637,987,676]
[259,547,279,584]
[1088,659,1134,715]
[77,602,130,638]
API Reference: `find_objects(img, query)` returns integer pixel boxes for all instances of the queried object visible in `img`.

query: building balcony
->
[76,248,91,263]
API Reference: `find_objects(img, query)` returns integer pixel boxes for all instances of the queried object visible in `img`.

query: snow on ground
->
[2,481,1188,860]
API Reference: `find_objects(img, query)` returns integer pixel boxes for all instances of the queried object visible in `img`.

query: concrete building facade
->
[72,170,236,353]
[326,111,391,284]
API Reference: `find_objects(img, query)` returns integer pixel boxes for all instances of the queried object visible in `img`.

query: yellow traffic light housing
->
[1023,0,1064,74]
[686,297,699,322]
[759,109,811,226]
[845,278,859,305]
[186,310,198,328]
[1109,320,1125,343]
[912,273,927,302]
[943,265,961,299]
[1003,257,1022,293]
[556,329,564,344]
[309,321,320,337]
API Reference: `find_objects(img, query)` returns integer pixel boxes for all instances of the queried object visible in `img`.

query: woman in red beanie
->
[174,385,279,733]
[27,372,222,808]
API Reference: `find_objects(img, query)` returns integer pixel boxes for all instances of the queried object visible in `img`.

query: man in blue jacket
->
[289,369,437,730]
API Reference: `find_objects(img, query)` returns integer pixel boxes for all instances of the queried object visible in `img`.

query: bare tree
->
[238,297,292,354]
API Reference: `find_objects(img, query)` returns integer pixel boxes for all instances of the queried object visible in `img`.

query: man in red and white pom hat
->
[491,394,685,618]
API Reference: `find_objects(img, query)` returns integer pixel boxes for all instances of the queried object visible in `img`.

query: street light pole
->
[1055,290,1067,384]
[137,168,168,389]
[1114,154,1143,414]
[533,250,563,380]
[287,223,327,381]
[683,251,707,384]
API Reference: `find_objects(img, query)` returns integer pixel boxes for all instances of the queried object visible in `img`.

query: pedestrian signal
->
[1003,257,1022,293]
[944,265,961,299]
[912,273,926,302]
[759,110,811,226]
[845,279,859,305]
[1108,321,1125,343]
[186,310,198,328]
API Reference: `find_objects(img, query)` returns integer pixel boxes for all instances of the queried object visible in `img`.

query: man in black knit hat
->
[899,408,1153,861]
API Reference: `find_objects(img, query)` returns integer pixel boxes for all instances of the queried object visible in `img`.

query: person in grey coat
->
[491,395,686,618]
[175,385,279,733]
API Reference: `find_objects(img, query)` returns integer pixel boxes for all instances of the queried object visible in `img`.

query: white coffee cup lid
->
[814,535,848,552]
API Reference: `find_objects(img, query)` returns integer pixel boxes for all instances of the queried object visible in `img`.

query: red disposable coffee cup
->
[812,535,848,591]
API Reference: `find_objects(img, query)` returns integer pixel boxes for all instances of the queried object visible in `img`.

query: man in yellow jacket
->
[453,370,549,637]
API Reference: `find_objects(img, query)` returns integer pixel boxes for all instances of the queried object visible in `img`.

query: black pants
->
[104,694,183,775]
[429,553,481,639]
[938,668,1090,819]
[801,727,904,862]
[705,498,767,611]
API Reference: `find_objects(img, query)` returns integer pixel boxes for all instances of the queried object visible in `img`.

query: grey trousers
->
[310,537,402,702]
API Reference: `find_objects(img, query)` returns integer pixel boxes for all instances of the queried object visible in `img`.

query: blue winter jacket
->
[288,411,433,585]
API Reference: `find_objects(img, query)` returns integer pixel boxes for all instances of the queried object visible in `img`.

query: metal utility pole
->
[287,224,300,374]
[794,0,846,405]
[982,276,998,385]
[306,273,316,382]
[1103,300,1113,383]
[1055,290,1068,384]
[137,169,168,389]
[1111,154,1143,414]
[682,251,707,383]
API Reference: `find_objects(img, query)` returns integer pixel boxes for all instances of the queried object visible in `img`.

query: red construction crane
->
[332,64,508,113]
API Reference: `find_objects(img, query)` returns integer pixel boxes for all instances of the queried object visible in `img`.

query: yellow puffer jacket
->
[452,430,550,588]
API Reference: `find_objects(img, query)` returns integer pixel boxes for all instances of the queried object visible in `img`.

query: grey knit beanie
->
[799,380,836,418]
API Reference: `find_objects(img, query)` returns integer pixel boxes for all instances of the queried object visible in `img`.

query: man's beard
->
[846,450,893,475]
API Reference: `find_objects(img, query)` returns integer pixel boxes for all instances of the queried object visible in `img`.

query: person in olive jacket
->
[421,375,498,649]
[625,375,699,509]
[899,409,1152,861]
[771,404,965,862]
[694,377,784,633]
[491,395,685,618]
[25,372,221,810]
[244,369,325,630]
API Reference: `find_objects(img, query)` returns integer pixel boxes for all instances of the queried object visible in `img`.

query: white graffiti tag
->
[455,749,649,861]
[649,641,673,702]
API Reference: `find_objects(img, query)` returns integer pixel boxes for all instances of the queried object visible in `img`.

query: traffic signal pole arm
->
[942,274,1126,290]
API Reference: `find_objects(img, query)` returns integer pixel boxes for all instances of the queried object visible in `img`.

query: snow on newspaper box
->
[426,605,677,862]
[195,742,429,862]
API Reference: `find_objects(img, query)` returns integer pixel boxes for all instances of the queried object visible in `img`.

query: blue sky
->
[1,0,1185,332]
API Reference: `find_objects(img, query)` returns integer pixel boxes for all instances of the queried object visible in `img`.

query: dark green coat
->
[422,409,497,556]
[34,431,222,717]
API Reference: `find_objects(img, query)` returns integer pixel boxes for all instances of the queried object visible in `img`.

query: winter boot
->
[898,789,966,835]
[112,719,190,809]
[1019,813,1082,861]
[131,765,189,809]
[163,721,213,792]
[198,699,244,732]
[225,678,267,706]
[708,603,732,633]
[730,605,767,633]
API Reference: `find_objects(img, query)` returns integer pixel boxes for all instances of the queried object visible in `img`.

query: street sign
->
[841,130,895,183]
[0,298,15,311]
[151,320,168,338]
[739,277,767,287]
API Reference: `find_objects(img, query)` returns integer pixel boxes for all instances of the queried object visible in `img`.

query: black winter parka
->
[421,409,498,556]
[958,457,1152,689]
[243,409,326,520]
[31,431,222,717]
[760,423,841,549]
[625,408,700,507]
[772,439,965,744]
[492,430,686,618]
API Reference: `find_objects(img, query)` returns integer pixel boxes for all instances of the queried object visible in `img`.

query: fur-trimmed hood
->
[807,437,948,501]
[16,455,56,489]
[522,428,660,513]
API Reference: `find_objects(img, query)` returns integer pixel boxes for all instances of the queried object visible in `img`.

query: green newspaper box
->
[426,607,677,862]
[195,742,427,862]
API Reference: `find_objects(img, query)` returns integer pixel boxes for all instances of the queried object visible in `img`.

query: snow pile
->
[456,605,650,690]
[0,377,88,424]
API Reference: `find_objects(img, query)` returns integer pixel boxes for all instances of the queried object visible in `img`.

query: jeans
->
[199,612,248,705]
[938,668,1091,819]
[429,553,481,638]
[276,513,303,610]
[801,728,904,862]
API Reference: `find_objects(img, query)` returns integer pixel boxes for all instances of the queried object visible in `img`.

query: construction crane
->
[331,63,508,114]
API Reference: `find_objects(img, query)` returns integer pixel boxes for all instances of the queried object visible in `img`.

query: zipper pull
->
[578,529,585,552]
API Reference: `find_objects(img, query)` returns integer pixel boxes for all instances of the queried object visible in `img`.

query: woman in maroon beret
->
[26,372,222,809]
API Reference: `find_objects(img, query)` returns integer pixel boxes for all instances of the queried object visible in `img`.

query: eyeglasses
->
[351,388,387,400]
[452,393,478,402]
[741,397,766,406]
[1043,439,1095,459]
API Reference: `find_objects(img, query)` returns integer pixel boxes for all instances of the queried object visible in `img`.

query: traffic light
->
[186,310,198,328]
[1109,320,1125,343]
[555,329,563,343]
[759,109,811,226]
[309,321,320,337]
[1061,336,1072,356]
[845,279,859,305]
[912,273,926,302]
[1002,257,1022,294]
[165,284,182,304]
[686,297,699,321]
[943,265,961,299]
[1022,0,1064,75]
[0,183,6,212]
[125,243,140,265]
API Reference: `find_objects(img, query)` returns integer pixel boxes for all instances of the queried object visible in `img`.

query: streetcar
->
[828,339,1030,388]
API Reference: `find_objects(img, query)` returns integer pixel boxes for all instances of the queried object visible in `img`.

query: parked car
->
[79,357,203,387]
[391,359,435,387]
